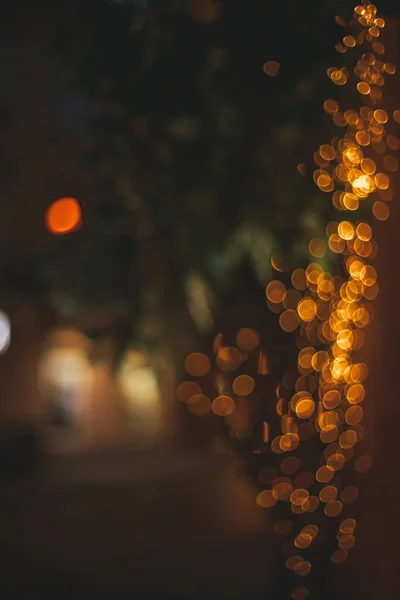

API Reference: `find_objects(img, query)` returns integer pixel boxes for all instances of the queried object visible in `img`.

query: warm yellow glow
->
[119,352,160,412]
[39,330,92,393]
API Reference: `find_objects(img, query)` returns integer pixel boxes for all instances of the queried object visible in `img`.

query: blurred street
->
[1,2,399,599]
[0,445,273,599]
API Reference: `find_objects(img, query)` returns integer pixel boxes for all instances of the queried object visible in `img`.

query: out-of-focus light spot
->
[177,381,202,402]
[311,350,329,371]
[331,549,348,564]
[263,61,280,76]
[280,432,300,452]
[236,328,260,351]
[375,172,389,189]
[212,395,235,416]
[320,145,336,161]
[232,375,255,397]
[256,489,277,508]
[295,398,316,419]
[187,394,211,416]
[356,222,372,241]
[360,265,377,286]
[384,155,399,172]
[319,485,338,503]
[343,35,356,47]
[297,163,306,176]
[290,488,309,506]
[298,298,317,323]
[40,337,92,394]
[294,532,313,548]
[119,357,161,417]
[271,253,289,272]
[357,81,371,94]
[188,0,221,24]
[279,310,299,332]
[324,99,339,114]
[329,233,346,253]
[185,273,214,334]
[335,15,347,26]
[323,390,341,410]
[273,480,293,501]
[184,352,211,377]
[263,421,269,442]
[361,158,376,175]
[324,500,343,517]
[309,238,326,258]
[266,280,286,303]
[286,555,303,571]
[338,221,355,240]
[301,495,319,512]
[356,130,371,146]
[294,560,312,576]
[281,456,301,475]
[291,269,307,291]
[320,425,339,444]
[385,62,396,74]
[339,429,358,449]
[341,486,359,504]
[372,200,389,220]
[258,350,269,375]
[291,587,309,600]
[284,288,302,310]
[355,454,373,473]
[345,405,363,425]
[327,453,345,471]
[387,134,400,150]
[45,198,82,235]
[316,465,334,483]
[0,311,11,354]
[374,109,388,123]
[216,346,243,372]
[341,518,357,534]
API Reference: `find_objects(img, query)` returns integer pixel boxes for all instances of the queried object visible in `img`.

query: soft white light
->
[0,311,11,354]
[39,342,93,430]
[39,348,92,392]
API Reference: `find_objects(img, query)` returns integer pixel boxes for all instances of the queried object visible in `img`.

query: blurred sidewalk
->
[0,445,274,599]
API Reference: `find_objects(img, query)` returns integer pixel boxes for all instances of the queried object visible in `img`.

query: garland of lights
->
[179,2,397,598]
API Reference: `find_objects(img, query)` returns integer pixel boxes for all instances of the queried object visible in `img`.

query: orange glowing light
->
[263,61,280,76]
[184,352,211,377]
[212,395,235,417]
[45,198,82,235]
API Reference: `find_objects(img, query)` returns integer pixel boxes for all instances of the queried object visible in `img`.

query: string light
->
[179,2,392,596]
[264,2,390,595]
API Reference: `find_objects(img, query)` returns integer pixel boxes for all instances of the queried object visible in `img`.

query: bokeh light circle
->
[0,311,11,354]
[45,197,82,235]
